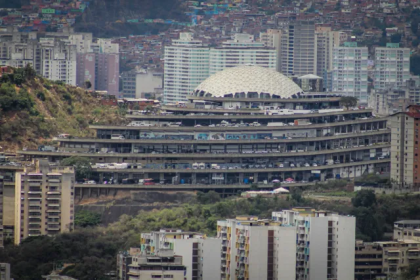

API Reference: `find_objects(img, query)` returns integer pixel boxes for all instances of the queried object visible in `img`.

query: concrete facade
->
[390,106,420,186]
[272,208,356,280]
[374,44,410,91]
[332,43,369,103]
[14,162,75,245]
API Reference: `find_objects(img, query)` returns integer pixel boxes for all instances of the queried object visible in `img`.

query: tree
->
[84,80,92,89]
[401,259,420,279]
[340,96,358,109]
[75,210,102,228]
[23,64,36,80]
[352,190,377,208]
[61,156,92,182]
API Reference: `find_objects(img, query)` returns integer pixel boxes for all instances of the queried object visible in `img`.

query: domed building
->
[191,65,304,99]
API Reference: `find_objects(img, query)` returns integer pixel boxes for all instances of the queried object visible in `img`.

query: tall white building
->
[38,38,77,86]
[272,208,356,280]
[140,229,221,280]
[332,42,369,103]
[163,33,210,104]
[209,33,277,75]
[374,43,410,91]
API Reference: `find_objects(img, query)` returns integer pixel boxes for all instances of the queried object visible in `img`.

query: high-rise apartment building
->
[280,20,316,77]
[209,33,276,75]
[163,32,210,104]
[217,216,287,280]
[38,38,77,86]
[390,105,420,187]
[75,38,120,96]
[374,43,410,91]
[260,29,282,72]
[332,42,369,103]
[315,27,347,78]
[272,207,356,280]
[14,161,75,245]
[140,229,221,280]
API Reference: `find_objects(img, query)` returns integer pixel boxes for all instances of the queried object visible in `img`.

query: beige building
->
[394,220,420,241]
[260,29,283,72]
[14,161,75,244]
[376,240,420,275]
[355,241,384,279]
[127,250,186,280]
[315,27,347,77]
[390,105,420,187]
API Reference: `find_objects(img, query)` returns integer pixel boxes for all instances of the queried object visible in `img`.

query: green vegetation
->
[0,66,124,151]
[75,210,102,228]
[61,156,92,182]
[340,96,358,109]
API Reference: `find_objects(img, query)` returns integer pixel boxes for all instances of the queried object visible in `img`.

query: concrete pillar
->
[192,173,197,184]
[128,173,134,179]
[239,173,244,184]
[99,173,104,184]
[143,173,149,179]
[159,173,164,182]
[253,173,258,183]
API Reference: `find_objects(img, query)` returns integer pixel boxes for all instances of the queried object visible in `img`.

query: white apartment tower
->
[14,161,75,245]
[332,42,369,103]
[163,32,210,104]
[374,43,410,91]
[272,208,356,280]
[209,33,277,75]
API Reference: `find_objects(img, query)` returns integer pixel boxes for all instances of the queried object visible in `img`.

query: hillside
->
[0,66,125,151]
[74,0,187,37]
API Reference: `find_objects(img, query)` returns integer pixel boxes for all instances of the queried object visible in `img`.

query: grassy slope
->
[0,76,124,151]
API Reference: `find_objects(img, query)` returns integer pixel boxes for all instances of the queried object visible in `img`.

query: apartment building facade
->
[355,241,384,279]
[163,32,210,104]
[127,251,186,280]
[332,42,369,103]
[374,43,410,91]
[209,33,276,75]
[315,27,347,78]
[272,208,356,280]
[390,105,420,187]
[14,161,75,244]
[259,29,282,72]
[140,229,220,280]
[280,20,317,77]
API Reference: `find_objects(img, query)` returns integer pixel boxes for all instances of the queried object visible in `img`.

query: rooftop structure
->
[192,65,302,99]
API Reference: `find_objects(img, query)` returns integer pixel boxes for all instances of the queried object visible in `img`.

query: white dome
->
[192,65,303,99]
